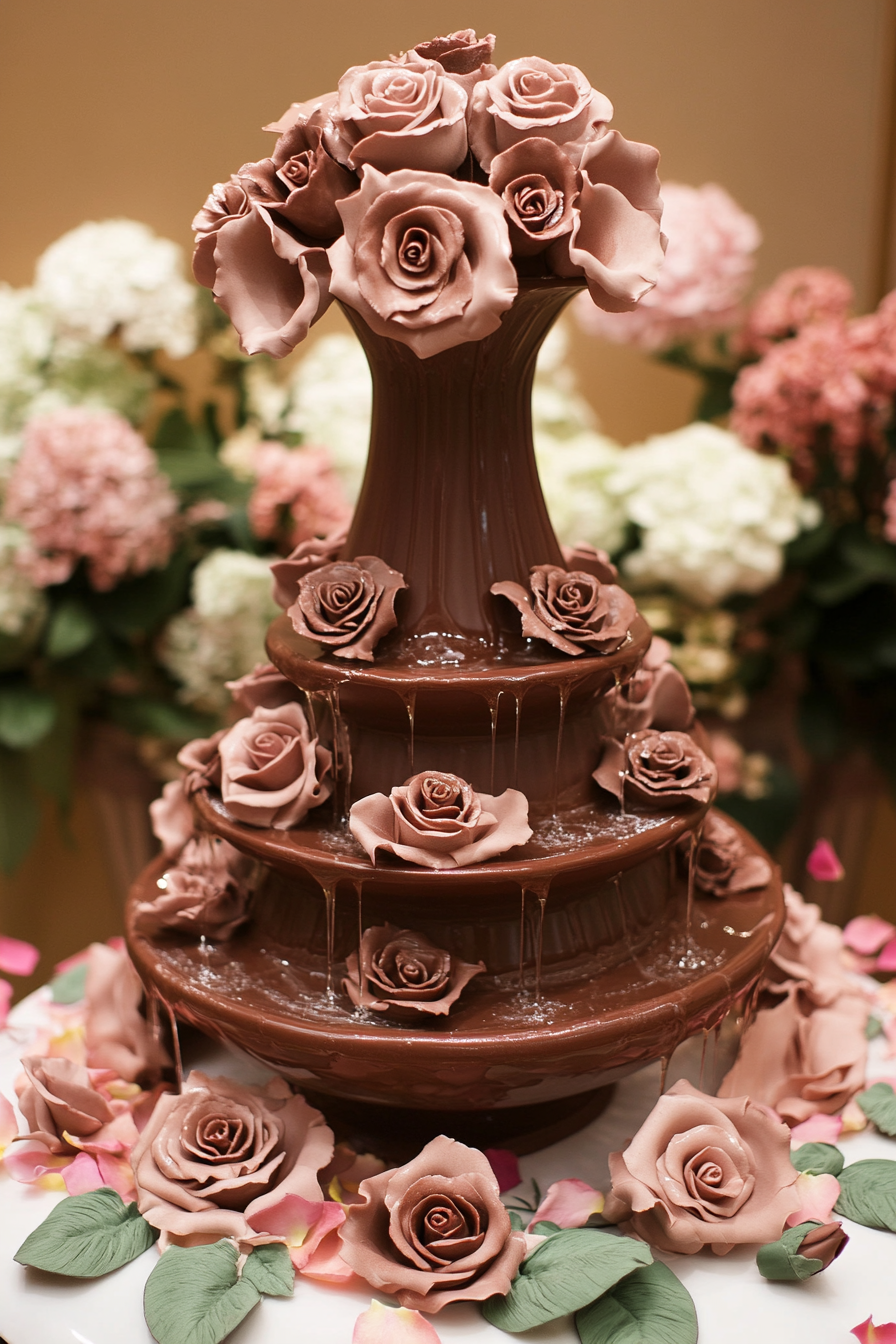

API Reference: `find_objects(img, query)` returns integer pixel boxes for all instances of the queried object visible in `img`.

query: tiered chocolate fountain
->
[127,281,783,1154]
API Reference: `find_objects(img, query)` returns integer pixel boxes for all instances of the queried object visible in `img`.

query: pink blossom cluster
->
[731,285,896,484]
[4,408,178,591]
[575,182,761,350]
[247,440,351,549]
[739,266,855,355]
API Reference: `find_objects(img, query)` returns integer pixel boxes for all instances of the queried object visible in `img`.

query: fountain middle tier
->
[266,612,652,808]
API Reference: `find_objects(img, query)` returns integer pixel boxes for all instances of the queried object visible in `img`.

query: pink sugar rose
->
[329,166,518,359]
[469,56,613,172]
[247,441,351,550]
[404,29,497,97]
[4,408,177,591]
[741,266,855,354]
[218,701,333,829]
[344,924,485,1018]
[560,542,618,583]
[492,564,637,656]
[325,58,469,175]
[488,137,580,257]
[765,885,856,1007]
[594,729,717,810]
[576,182,760,348]
[130,1070,334,1248]
[338,1135,528,1313]
[14,1056,139,1159]
[602,1079,801,1254]
[177,728,225,795]
[690,809,772,898]
[597,635,694,737]
[149,779,195,858]
[287,555,407,662]
[134,834,253,942]
[270,531,348,609]
[226,662,303,714]
[349,770,531,870]
[83,941,170,1084]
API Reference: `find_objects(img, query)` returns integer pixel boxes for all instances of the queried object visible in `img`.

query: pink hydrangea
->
[4,408,177,591]
[847,289,896,403]
[247,441,352,550]
[574,182,760,350]
[740,266,855,355]
[885,478,896,545]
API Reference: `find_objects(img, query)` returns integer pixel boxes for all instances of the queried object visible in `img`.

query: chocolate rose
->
[130,1070,334,1247]
[192,178,253,287]
[792,1221,848,1271]
[718,985,869,1124]
[406,31,497,95]
[270,531,348,609]
[325,58,468,174]
[349,771,532,870]
[226,662,304,714]
[765,885,856,1007]
[689,810,772,897]
[338,1135,527,1311]
[469,56,613,172]
[549,130,666,311]
[15,1057,129,1156]
[344,925,485,1018]
[84,942,170,1084]
[602,1079,801,1254]
[594,729,717,809]
[286,555,406,661]
[491,564,636,656]
[265,119,358,239]
[489,137,579,256]
[329,167,517,359]
[561,541,618,583]
[134,835,253,942]
[149,778,195,858]
[597,636,694,737]
[177,728,225,795]
[218,701,332,829]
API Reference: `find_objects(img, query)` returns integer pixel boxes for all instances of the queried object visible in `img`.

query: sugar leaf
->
[14,1187,158,1277]
[856,1083,896,1137]
[835,1159,896,1231]
[575,1260,697,1344]
[241,1241,294,1297]
[756,1222,826,1281]
[143,1240,261,1344]
[791,1142,845,1177]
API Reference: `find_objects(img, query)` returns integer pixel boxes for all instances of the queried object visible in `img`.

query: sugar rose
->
[603,1080,801,1254]
[406,30,497,95]
[489,137,579,256]
[469,56,613,171]
[134,835,253,942]
[344,924,485,1018]
[287,555,407,662]
[226,662,304,714]
[491,564,636,656]
[691,810,772,897]
[218,701,332,829]
[270,531,348,609]
[329,167,517,359]
[325,58,468,174]
[130,1070,334,1247]
[15,1056,130,1156]
[349,770,532,870]
[338,1135,527,1312]
[596,636,694,737]
[594,729,717,809]
[84,941,170,1084]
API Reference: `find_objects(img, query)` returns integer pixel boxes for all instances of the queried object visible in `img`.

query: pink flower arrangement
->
[739,266,855,354]
[885,478,896,544]
[574,182,760,349]
[247,441,352,551]
[4,408,178,591]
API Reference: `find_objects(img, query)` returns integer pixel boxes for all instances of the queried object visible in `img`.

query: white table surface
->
[1,989,894,1344]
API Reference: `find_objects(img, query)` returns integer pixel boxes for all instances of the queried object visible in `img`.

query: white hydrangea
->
[606,422,820,605]
[158,549,280,713]
[34,220,198,358]
[0,524,47,638]
[281,334,373,502]
[0,286,57,431]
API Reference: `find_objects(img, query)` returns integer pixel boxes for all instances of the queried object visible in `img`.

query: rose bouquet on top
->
[191,30,666,361]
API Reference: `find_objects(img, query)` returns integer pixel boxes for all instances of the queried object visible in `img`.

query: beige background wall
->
[1,1,895,979]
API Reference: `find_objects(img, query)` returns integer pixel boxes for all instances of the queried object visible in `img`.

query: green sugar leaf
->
[576,1260,698,1344]
[482,1229,652,1333]
[241,1242,294,1297]
[756,1222,826,1281]
[49,961,88,1004]
[143,1240,262,1344]
[835,1159,896,1230]
[857,1083,896,1137]
[14,1187,158,1277]
[791,1142,845,1177]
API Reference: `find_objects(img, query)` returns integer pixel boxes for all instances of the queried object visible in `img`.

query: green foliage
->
[791,1143,845,1177]
[575,1260,698,1344]
[0,744,41,873]
[14,1188,158,1277]
[834,1159,896,1230]
[0,684,56,749]
[91,547,193,638]
[153,408,246,503]
[856,1083,896,1137]
[482,1230,652,1333]
[44,600,99,660]
[143,1239,292,1344]
[50,960,88,1004]
[755,1222,827,1282]
[109,694,216,743]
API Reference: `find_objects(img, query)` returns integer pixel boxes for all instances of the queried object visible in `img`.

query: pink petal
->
[843,915,896,956]
[790,1113,843,1147]
[806,838,845,882]
[247,1193,345,1268]
[353,1300,442,1344]
[484,1148,521,1192]
[298,1227,357,1283]
[0,1090,17,1151]
[96,1150,137,1200]
[0,935,40,977]
[841,1098,869,1133]
[3,1143,69,1186]
[62,1151,105,1196]
[528,1178,604,1230]
[786,1171,841,1226]
[852,1318,896,1344]
[0,979,11,1030]
[877,938,896,972]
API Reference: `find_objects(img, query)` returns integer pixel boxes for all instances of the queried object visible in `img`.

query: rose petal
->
[843,914,896,955]
[806,838,845,882]
[527,1178,604,1230]
[0,934,40,977]
[0,979,11,1030]
[840,1098,869,1134]
[790,1113,843,1147]
[353,1300,442,1344]
[3,1142,70,1186]
[785,1171,841,1227]
[61,1150,105,1196]
[484,1148,521,1193]
[0,1091,17,1152]
[877,938,896,972]
[247,1192,346,1269]
[852,1318,896,1344]
[300,1226,358,1282]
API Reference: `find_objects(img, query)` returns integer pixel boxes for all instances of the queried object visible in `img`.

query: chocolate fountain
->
[126,34,784,1154]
